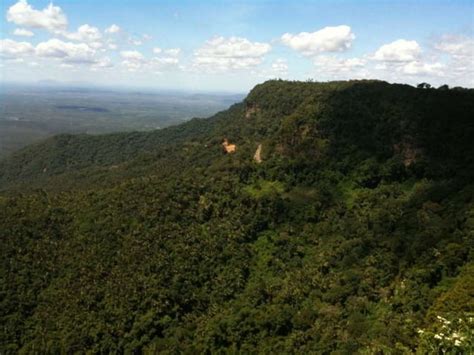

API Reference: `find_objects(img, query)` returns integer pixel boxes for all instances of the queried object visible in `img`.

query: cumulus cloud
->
[366,39,447,83]
[118,49,181,72]
[365,38,453,84]
[271,58,288,75]
[120,60,142,71]
[193,36,271,72]
[373,39,421,62]
[153,47,181,58]
[6,0,68,33]
[63,24,102,43]
[281,25,355,57]
[400,61,444,76]
[249,58,289,80]
[434,35,474,86]
[252,58,289,79]
[0,38,35,58]
[36,39,96,64]
[149,48,181,71]
[91,56,113,70]
[1,37,112,71]
[13,28,34,37]
[120,50,144,61]
[435,35,474,58]
[311,55,369,80]
[120,50,146,71]
[105,24,121,34]
[314,55,366,72]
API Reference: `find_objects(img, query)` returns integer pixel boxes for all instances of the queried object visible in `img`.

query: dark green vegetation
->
[0,84,243,159]
[1,80,473,353]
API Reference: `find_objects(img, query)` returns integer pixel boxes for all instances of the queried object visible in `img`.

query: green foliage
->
[1,80,473,353]
[244,179,285,199]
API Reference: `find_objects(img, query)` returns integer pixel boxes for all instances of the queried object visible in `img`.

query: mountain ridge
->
[1,80,473,353]
[2,79,473,192]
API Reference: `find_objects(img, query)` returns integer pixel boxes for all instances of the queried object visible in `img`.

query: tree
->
[417,83,432,89]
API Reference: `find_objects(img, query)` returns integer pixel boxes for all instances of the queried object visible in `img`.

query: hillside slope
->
[1,80,473,353]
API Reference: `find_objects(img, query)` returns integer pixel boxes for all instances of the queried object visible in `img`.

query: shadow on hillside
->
[324,82,474,179]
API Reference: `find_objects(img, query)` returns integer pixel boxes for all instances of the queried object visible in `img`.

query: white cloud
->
[434,35,474,86]
[117,49,182,72]
[120,50,146,71]
[91,57,113,70]
[368,39,449,83]
[435,35,474,60]
[281,25,355,57]
[314,55,366,71]
[153,48,181,59]
[0,38,34,58]
[271,58,288,75]
[164,48,181,56]
[193,56,262,71]
[129,38,143,46]
[373,39,421,62]
[121,60,142,71]
[366,38,462,83]
[193,36,271,72]
[142,34,152,41]
[13,28,34,37]
[6,0,68,33]
[120,49,182,72]
[401,61,444,76]
[63,24,102,43]
[36,39,96,64]
[120,50,144,61]
[249,59,289,80]
[153,57,179,66]
[312,55,369,80]
[105,24,121,34]
[108,43,118,50]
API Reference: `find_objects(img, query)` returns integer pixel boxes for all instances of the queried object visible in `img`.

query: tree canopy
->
[1,80,473,353]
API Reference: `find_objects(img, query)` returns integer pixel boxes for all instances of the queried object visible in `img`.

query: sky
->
[0,0,473,92]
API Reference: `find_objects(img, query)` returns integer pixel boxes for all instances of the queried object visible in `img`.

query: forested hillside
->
[1,80,473,353]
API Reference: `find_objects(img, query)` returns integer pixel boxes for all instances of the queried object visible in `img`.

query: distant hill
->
[1,80,473,353]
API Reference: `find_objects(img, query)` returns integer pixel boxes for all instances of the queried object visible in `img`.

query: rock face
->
[245,104,259,118]
[393,140,422,167]
[254,144,262,163]
[222,139,236,154]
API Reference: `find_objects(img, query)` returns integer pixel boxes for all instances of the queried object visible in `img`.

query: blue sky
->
[1,0,473,92]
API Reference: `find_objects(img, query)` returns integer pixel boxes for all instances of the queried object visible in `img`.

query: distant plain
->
[0,84,243,158]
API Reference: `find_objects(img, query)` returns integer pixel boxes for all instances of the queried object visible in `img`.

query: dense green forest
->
[1,80,473,353]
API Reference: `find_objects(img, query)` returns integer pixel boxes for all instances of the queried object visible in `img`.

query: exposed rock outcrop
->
[393,139,422,167]
[245,104,260,118]
[222,139,236,154]
[254,144,262,163]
